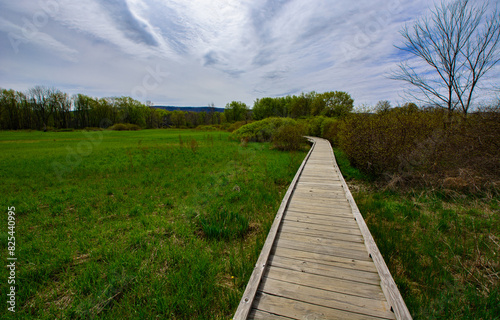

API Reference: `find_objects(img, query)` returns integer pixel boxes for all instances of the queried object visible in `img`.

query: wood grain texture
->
[259,277,396,319]
[236,137,411,320]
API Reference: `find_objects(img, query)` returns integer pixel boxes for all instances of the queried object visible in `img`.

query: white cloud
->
[0,16,79,61]
[0,0,498,108]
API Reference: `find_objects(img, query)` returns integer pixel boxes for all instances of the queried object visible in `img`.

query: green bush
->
[83,127,104,131]
[337,107,443,175]
[227,120,249,132]
[109,123,142,131]
[231,117,298,142]
[293,116,339,144]
[195,125,219,131]
[300,116,328,137]
[320,117,339,144]
[272,124,307,151]
[336,106,500,191]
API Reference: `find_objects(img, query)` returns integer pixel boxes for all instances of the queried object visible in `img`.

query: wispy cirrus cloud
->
[1,0,496,107]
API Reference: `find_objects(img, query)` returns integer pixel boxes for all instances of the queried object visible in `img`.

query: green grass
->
[0,129,306,319]
[333,148,369,181]
[334,149,500,319]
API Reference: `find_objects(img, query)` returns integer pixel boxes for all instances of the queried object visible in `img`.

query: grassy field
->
[0,129,307,319]
[334,149,500,320]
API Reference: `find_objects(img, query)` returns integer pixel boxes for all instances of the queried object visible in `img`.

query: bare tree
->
[28,85,53,130]
[393,0,500,116]
[375,100,392,113]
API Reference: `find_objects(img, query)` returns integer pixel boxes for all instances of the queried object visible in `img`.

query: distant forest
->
[0,86,230,130]
[0,85,357,130]
[155,106,225,113]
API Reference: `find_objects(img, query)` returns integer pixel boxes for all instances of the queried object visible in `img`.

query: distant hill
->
[153,106,225,113]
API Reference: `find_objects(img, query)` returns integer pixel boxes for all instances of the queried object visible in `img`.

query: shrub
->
[336,106,500,192]
[231,117,298,142]
[195,125,219,131]
[301,116,328,137]
[83,127,104,131]
[293,116,339,144]
[109,123,141,131]
[337,107,444,176]
[320,117,339,145]
[272,124,307,151]
[227,120,249,132]
[109,123,128,131]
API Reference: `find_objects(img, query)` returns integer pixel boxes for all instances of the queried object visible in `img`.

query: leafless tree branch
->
[393,0,500,116]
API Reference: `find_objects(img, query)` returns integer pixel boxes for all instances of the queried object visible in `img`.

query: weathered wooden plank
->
[277,231,367,251]
[288,202,351,212]
[281,220,363,237]
[285,208,353,220]
[301,166,337,170]
[304,164,336,168]
[248,309,295,320]
[288,203,350,213]
[286,210,353,221]
[293,189,346,195]
[280,223,363,242]
[291,193,348,201]
[296,185,341,190]
[289,199,350,208]
[297,181,341,187]
[286,207,355,218]
[283,215,358,232]
[286,208,353,220]
[259,277,396,319]
[268,255,381,285]
[283,215,360,230]
[292,196,350,205]
[300,175,342,183]
[264,267,387,300]
[254,292,386,320]
[300,172,337,176]
[286,209,355,221]
[293,191,346,198]
[272,246,378,273]
[276,238,371,262]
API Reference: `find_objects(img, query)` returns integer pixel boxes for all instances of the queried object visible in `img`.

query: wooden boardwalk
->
[234,137,411,320]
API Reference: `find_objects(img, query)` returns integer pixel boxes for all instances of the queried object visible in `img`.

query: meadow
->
[0,129,306,319]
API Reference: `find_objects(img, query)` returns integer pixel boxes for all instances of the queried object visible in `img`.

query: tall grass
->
[335,148,500,319]
[356,191,500,319]
[0,129,306,319]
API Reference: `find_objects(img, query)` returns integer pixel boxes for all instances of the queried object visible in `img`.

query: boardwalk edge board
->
[325,137,412,320]
[233,138,317,320]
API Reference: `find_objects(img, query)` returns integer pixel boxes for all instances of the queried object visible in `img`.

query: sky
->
[0,0,498,108]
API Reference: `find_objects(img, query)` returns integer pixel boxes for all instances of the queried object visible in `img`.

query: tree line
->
[223,91,355,123]
[0,86,227,130]
[0,86,355,130]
